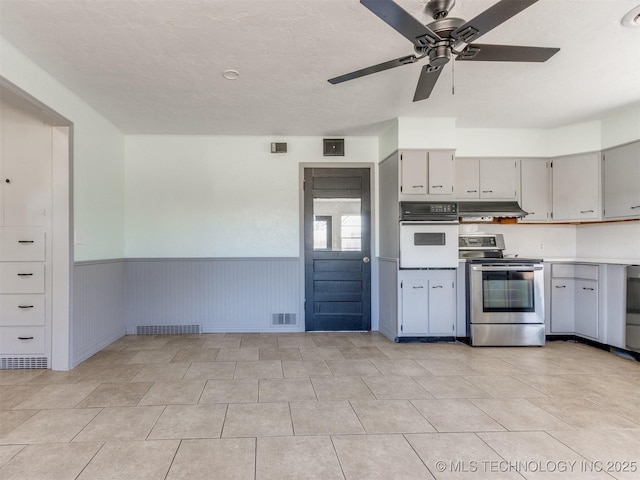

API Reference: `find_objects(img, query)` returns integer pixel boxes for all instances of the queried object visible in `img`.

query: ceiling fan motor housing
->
[424,0,456,19]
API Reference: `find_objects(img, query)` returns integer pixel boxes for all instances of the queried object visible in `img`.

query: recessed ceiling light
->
[222,69,240,80]
[621,5,640,27]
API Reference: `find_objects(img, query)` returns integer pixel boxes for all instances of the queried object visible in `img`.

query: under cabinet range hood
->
[457,201,528,219]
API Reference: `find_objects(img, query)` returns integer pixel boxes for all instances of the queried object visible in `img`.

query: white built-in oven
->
[399,202,459,269]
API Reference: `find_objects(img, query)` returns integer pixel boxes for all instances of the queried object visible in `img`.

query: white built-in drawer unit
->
[0,228,45,261]
[0,326,46,354]
[0,263,45,294]
[0,295,46,326]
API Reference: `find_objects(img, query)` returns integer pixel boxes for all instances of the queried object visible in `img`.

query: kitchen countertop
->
[458,257,640,265]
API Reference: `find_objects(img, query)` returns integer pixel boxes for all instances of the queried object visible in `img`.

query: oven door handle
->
[471,265,543,272]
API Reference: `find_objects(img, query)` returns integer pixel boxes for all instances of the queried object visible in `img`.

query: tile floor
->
[1,333,640,479]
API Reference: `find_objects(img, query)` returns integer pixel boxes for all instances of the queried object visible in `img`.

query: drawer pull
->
[582,287,595,291]
[18,305,35,309]
[431,285,443,289]
[631,205,640,209]
[412,286,424,289]
[555,285,566,288]
[18,240,35,244]
[466,190,478,193]
[17,273,34,277]
[482,190,493,193]
[412,185,424,189]
[580,210,594,214]
[18,336,35,341]
[431,185,443,188]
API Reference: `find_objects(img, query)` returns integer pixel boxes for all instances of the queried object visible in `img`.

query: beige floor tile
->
[325,359,382,376]
[290,400,365,435]
[369,358,430,377]
[0,408,100,444]
[127,348,179,364]
[515,374,604,397]
[282,360,332,378]
[131,363,190,382]
[350,399,435,434]
[463,375,548,399]
[79,349,138,365]
[123,337,170,351]
[311,376,375,401]
[259,347,302,360]
[12,383,99,409]
[138,380,206,405]
[216,347,259,362]
[0,410,38,437]
[459,358,529,375]
[0,370,46,385]
[258,378,317,402]
[222,402,293,437]
[362,376,433,400]
[0,445,24,468]
[171,347,220,363]
[332,434,435,480]
[79,363,145,382]
[529,397,640,429]
[0,385,45,410]
[234,360,283,379]
[416,358,482,375]
[23,369,88,385]
[256,435,344,480]
[299,346,346,360]
[413,375,491,399]
[163,337,207,350]
[311,335,356,348]
[277,336,318,348]
[376,346,433,359]
[411,399,506,433]
[470,398,574,431]
[585,396,640,424]
[76,381,153,407]
[202,336,242,348]
[148,404,227,439]
[73,406,164,442]
[77,440,179,480]
[478,431,611,479]
[241,336,279,348]
[166,438,255,480]
[338,346,389,360]
[183,361,236,380]
[0,442,102,480]
[406,432,522,479]
[200,379,258,403]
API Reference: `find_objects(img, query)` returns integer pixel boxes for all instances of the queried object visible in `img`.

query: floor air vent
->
[136,325,201,335]
[272,313,297,326]
[1,357,48,369]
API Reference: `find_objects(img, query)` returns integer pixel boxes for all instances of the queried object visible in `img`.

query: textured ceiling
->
[1,0,639,136]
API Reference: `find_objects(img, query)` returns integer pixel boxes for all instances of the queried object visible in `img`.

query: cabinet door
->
[400,151,428,196]
[479,159,518,199]
[454,158,480,198]
[552,153,601,221]
[428,151,454,195]
[575,280,598,339]
[520,159,551,222]
[550,278,575,333]
[1,109,52,226]
[603,141,640,219]
[428,279,455,335]
[401,278,428,335]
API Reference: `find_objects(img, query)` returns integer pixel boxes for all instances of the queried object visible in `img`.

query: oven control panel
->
[458,234,505,250]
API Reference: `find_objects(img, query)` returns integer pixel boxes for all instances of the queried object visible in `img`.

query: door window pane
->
[313,198,361,251]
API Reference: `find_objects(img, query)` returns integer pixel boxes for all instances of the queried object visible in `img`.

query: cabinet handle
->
[555,285,566,288]
[580,210,594,213]
[631,205,640,209]
[17,273,34,277]
[466,190,478,193]
[582,287,595,291]
[18,305,35,309]
[482,190,493,193]
[18,337,34,340]
[18,240,35,244]
[412,286,424,289]
[431,285,443,289]
[4,178,10,184]
[431,185,443,188]
[412,185,424,188]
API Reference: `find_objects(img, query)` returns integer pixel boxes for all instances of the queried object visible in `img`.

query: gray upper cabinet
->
[399,150,454,201]
[519,159,551,222]
[603,141,640,220]
[551,152,601,222]
[454,158,519,200]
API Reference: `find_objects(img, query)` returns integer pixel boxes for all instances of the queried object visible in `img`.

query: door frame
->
[298,163,377,332]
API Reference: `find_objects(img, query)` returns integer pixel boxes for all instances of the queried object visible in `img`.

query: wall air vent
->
[1,356,48,369]
[323,138,344,156]
[271,142,287,153]
[272,313,297,326]
[136,325,201,335]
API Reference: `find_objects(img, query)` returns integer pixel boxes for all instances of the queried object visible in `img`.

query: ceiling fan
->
[328,0,560,101]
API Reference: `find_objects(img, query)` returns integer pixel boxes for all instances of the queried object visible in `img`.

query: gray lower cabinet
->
[399,270,456,337]
[550,264,599,341]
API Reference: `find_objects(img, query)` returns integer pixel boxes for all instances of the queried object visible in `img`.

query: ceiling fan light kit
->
[328,0,559,102]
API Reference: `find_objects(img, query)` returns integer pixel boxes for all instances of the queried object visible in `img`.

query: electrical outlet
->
[539,242,544,251]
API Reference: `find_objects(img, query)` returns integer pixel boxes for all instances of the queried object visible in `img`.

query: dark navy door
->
[304,168,371,331]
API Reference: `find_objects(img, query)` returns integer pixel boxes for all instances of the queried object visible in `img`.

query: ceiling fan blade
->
[457,44,560,62]
[328,55,418,84]
[413,65,443,102]
[452,0,539,44]
[360,0,442,48]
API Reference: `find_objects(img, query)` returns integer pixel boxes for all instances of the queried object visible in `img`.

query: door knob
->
[362,257,370,263]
